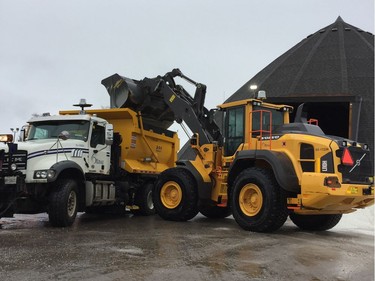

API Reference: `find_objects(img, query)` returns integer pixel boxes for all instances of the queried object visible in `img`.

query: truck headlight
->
[34,169,56,179]
[10,163,17,171]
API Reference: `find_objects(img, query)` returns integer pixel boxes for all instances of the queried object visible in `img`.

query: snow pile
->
[336,206,374,234]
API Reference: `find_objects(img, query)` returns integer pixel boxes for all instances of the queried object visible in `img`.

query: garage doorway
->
[268,96,361,141]
[288,102,350,138]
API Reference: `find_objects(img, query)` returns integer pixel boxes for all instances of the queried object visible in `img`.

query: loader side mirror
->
[105,124,114,145]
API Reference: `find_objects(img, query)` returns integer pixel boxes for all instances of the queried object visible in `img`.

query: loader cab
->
[219,99,292,157]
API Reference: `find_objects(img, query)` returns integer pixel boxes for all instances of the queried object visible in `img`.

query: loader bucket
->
[101,74,175,130]
[101,74,144,109]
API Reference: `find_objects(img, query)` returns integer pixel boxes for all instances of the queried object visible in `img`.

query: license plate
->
[4,176,17,185]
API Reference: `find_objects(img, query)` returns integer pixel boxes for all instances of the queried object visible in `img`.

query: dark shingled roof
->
[226,16,374,151]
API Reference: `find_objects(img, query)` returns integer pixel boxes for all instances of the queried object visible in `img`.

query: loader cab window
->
[224,106,244,156]
[251,106,284,136]
[90,123,105,147]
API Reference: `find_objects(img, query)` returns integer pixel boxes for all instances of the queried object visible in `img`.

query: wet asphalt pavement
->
[0,212,373,281]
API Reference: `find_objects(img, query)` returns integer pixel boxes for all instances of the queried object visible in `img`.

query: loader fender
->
[176,160,212,200]
[229,150,300,193]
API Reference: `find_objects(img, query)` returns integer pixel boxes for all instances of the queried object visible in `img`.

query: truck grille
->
[337,147,373,184]
[0,150,27,174]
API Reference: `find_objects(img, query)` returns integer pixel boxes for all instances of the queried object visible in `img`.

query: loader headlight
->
[34,169,56,179]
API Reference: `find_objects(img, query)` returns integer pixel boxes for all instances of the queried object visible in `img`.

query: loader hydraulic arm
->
[102,69,222,147]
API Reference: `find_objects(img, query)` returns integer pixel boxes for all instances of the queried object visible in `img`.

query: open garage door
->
[268,96,362,141]
[289,102,349,138]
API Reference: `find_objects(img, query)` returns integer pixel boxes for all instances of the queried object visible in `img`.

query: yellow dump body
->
[60,108,179,175]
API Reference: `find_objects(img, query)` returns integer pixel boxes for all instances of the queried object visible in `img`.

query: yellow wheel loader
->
[96,69,375,232]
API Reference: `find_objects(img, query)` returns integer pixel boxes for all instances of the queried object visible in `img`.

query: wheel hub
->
[239,183,263,217]
[67,191,77,217]
[160,181,182,209]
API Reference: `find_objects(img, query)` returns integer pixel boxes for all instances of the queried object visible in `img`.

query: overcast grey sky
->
[0,0,374,138]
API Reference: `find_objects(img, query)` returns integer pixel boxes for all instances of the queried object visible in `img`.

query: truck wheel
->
[199,205,232,219]
[48,179,78,227]
[289,213,342,231]
[153,168,198,221]
[132,183,156,216]
[230,167,288,232]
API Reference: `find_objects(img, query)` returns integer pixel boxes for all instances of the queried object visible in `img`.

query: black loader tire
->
[153,168,198,221]
[289,213,343,231]
[48,178,78,227]
[230,167,288,232]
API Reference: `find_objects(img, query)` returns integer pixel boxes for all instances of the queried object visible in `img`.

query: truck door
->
[88,122,111,175]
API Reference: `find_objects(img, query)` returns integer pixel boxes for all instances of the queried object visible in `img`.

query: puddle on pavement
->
[110,246,144,256]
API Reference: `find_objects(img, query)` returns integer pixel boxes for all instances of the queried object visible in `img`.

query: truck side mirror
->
[105,124,114,145]
[19,125,29,142]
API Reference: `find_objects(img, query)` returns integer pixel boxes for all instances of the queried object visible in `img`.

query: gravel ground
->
[0,211,373,281]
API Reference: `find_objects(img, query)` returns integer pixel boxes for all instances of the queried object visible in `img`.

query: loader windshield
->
[27,120,90,141]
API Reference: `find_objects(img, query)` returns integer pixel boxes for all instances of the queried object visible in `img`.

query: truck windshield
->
[27,120,90,141]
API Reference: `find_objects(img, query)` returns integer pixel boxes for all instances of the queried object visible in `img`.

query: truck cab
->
[24,114,113,179]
